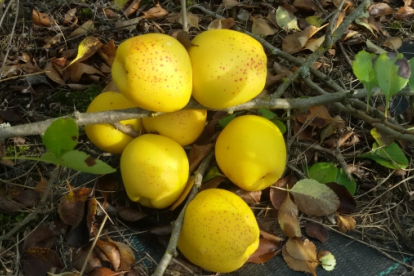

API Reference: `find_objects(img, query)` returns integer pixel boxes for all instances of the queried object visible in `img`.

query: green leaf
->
[40,152,59,165]
[203,166,225,182]
[258,108,276,120]
[408,58,414,91]
[42,118,79,159]
[374,52,411,118]
[358,142,408,169]
[218,114,236,128]
[308,162,356,195]
[352,50,377,112]
[290,179,340,216]
[370,128,393,146]
[59,150,116,174]
[270,119,286,134]
[305,15,323,27]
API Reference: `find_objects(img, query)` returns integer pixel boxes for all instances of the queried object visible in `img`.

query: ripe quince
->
[121,134,189,209]
[142,109,207,146]
[188,29,267,109]
[215,115,286,191]
[85,92,142,154]
[178,188,260,273]
[112,33,192,112]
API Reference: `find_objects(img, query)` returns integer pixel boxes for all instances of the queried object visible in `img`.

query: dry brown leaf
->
[282,245,318,275]
[395,6,414,20]
[45,62,65,86]
[369,3,394,17]
[23,248,63,276]
[96,239,121,271]
[403,0,412,6]
[177,31,198,50]
[337,214,356,233]
[248,237,283,263]
[69,20,95,37]
[58,186,91,227]
[304,35,325,52]
[223,0,240,9]
[64,8,77,24]
[171,176,195,210]
[326,182,356,214]
[43,33,63,49]
[296,105,335,128]
[200,176,228,191]
[142,4,168,19]
[293,120,318,142]
[89,267,118,276]
[99,40,117,67]
[282,26,321,54]
[67,63,104,82]
[293,0,321,12]
[222,18,236,29]
[108,239,136,271]
[103,8,120,19]
[305,221,329,242]
[208,19,223,30]
[178,12,200,30]
[252,17,277,37]
[270,175,297,210]
[278,194,302,238]
[188,143,214,173]
[125,0,142,17]
[32,10,51,27]
[116,206,147,222]
[286,237,318,262]
[320,115,345,142]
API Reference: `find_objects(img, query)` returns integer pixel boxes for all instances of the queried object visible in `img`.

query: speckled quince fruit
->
[112,33,192,112]
[121,134,189,209]
[215,115,286,191]
[85,91,142,154]
[188,29,267,109]
[142,109,207,146]
[178,188,260,273]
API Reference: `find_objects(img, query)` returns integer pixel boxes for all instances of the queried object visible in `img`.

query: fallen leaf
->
[282,241,318,275]
[320,115,345,142]
[208,19,223,30]
[117,206,147,222]
[223,0,239,9]
[304,221,328,242]
[270,174,297,210]
[276,6,300,31]
[395,7,414,21]
[304,35,326,52]
[72,244,101,273]
[109,238,136,271]
[230,187,262,205]
[58,185,91,227]
[23,248,63,276]
[171,176,195,210]
[383,37,402,50]
[282,25,322,54]
[177,31,198,50]
[43,34,63,48]
[89,267,118,276]
[67,63,104,82]
[142,4,168,19]
[285,237,318,262]
[125,0,142,17]
[296,105,335,128]
[103,8,120,19]
[22,224,57,251]
[337,214,356,233]
[87,198,98,235]
[318,250,337,271]
[366,39,387,54]
[32,10,51,27]
[325,182,356,213]
[0,193,25,214]
[355,11,376,37]
[188,143,214,173]
[96,239,121,271]
[99,40,117,67]
[63,8,77,24]
[291,179,340,216]
[248,237,283,263]
[178,12,200,30]
[45,62,65,86]
[293,0,321,12]
[278,193,302,238]
[369,3,394,17]
[69,20,95,37]
[252,17,277,37]
[65,36,103,69]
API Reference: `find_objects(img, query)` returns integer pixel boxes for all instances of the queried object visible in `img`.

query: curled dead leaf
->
[337,213,356,233]
[282,245,318,275]
[248,237,283,263]
[69,20,95,37]
[32,10,51,27]
[278,193,302,238]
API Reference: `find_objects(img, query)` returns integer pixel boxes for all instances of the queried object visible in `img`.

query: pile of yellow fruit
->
[85,29,286,273]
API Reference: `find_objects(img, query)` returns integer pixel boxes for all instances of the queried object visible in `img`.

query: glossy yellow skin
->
[215,115,286,191]
[189,29,267,109]
[85,92,142,154]
[112,34,192,112]
[121,134,189,209]
[142,109,207,146]
[178,188,260,273]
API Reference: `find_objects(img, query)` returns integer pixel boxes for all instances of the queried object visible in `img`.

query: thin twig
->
[0,0,20,77]
[180,0,188,32]
[0,167,59,242]
[152,151,214,276]
[79,214,108,276]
